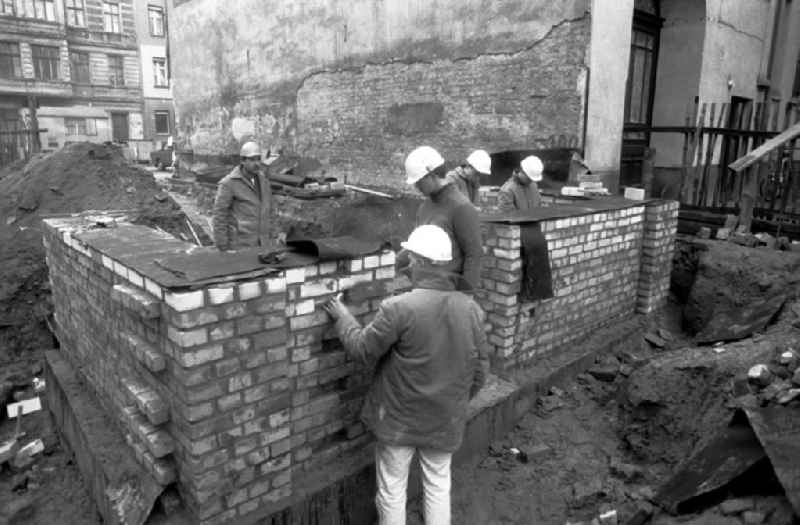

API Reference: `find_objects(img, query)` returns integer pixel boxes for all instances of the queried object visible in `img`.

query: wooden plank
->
[688,103,708,203]
[679,100,698,203]
[729,121,800,172]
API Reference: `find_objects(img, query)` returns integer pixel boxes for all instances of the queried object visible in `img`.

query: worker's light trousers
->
[375,442,452,525]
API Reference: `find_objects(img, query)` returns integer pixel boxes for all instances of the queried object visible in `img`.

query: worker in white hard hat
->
[323,224,488,525]
[212,141,282,251]
[497,155,543,212]
[401,145,482,291]
[446,149,492,205]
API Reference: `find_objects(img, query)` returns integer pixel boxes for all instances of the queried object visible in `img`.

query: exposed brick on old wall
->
[295,21,588,188]
[171,0,589,190]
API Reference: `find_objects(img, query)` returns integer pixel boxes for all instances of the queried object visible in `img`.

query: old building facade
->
[0,0,175,165]
[134,0,173,159]
[170,0,800,192]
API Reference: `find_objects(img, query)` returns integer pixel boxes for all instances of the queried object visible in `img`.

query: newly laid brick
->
[165,289,205,312]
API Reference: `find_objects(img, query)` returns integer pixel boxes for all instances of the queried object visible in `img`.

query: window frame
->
[152,57,167,87]
[147,5,164,37]
[65,117,87,135]
[65,0,85,26]
[0,0,15,16]
[10,0,56,20]
[154,110,170,135]
[102,1,121,33]
[31,44,60,81]
[0,41,22,78]
[622,10,663,144]
[69,50,90,83]
[107,54,124,86]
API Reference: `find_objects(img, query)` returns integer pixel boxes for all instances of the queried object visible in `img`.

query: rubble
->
[747,364,773,387]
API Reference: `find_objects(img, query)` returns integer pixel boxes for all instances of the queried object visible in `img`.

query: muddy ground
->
[2,159,800,524]
[0,145,210,525]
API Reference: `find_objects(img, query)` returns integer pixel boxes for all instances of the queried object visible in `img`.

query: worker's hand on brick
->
[395,248,412,277]
[322,294,349,321]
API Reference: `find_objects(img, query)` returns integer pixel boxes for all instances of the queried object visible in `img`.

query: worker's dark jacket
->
[497,178,541,212]
[446,166,480,205]
[333,271,488,452]
[212,165,273,250]
[416,183,482,291]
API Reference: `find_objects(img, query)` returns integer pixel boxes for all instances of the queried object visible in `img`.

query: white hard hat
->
[240,141,262,159]
[404,146,445,185]
[466,149,491,175]
[521,155,543,182]
[400,224,452,262]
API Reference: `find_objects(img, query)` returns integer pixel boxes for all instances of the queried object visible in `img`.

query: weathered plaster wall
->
[171,0,591,187]
[651,0,771,169]
[650,0,706,168]
[700,0,770,103]
[584,0,634,180]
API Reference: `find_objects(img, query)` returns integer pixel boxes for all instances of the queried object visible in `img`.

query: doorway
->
[620,6,663,188]
[111,112,129,142]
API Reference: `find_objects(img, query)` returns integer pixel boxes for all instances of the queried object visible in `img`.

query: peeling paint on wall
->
[172,0,591,186]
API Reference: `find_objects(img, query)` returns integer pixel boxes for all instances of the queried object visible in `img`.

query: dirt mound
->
[0,142,205,364]
[677,238,800,334]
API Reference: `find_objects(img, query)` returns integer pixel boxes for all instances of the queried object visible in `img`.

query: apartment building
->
[133,0,173,159]
[0,0,174,165]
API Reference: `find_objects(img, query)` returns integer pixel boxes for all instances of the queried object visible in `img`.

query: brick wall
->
[477,199,679,369]
[43,214,396,524]
[295,21,588,189]
[42,197,678,522]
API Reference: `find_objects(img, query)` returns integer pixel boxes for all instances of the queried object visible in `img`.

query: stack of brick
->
[636,200,680,314]
[42,214,397,525]
[478,202,677,369]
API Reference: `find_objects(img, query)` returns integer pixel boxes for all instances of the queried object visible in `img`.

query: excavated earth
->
[0,144,209,525]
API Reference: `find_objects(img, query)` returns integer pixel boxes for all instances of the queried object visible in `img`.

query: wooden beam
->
[728,121,800,172]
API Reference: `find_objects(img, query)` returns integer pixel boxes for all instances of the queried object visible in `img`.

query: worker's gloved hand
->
[322,294,350,322]
[276,232,287,245]
[395,248,412,278]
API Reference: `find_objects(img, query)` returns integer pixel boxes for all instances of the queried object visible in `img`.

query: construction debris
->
[6,397,41,418]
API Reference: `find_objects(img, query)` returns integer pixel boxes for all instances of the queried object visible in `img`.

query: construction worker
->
[497,155,543,212]
[447,149,492,205]
[323,224,488,525]
[212,141,279,251]
[401,145,482,291]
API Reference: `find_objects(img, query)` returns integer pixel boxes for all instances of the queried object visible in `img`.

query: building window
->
[148,5,164,36]
[152,57,167,87]
[107,54,124,86]
[102,1,120,33]
[0,42,21,78]
[70,51,90,83]
[793,53,800,99]
[65,117,86,135]
[11,0,55,20]
[154,111,169,134]
[31,45,60,81]
[65,0,85,26]
[65,117,97,135]
[0,0,15,15]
